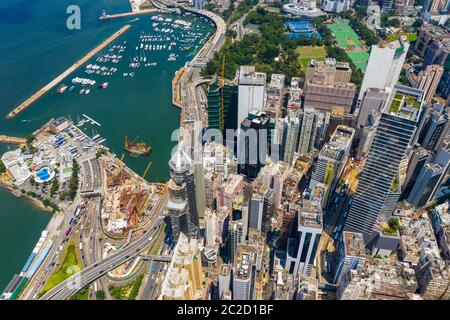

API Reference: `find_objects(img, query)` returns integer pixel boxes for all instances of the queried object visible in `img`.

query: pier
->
[6,25,131,120]
[99,8,158,20]
[0,135,27,145]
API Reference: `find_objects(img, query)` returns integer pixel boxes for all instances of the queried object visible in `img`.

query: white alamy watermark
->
[66,5,81,30]
[171,121,281,166]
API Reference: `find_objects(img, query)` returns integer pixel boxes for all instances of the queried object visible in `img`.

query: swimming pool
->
[36,168,50,181]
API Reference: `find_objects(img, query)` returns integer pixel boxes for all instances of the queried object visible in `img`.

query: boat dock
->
[82,114,101,127]
[99,8,158,20]
[6,25,131,120]
[0,135,27,145]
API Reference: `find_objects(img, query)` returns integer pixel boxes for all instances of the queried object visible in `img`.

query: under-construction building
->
[207,80,238,134]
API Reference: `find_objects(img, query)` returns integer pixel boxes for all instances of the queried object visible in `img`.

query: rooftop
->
[386,85,423,121]
[343,232,366,257]
[239,66,266,86]
[234,245,257,281]
[298,200,323,230]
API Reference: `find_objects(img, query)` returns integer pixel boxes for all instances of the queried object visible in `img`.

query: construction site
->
[101,153,164,238]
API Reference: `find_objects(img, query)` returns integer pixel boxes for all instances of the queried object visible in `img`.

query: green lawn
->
[40,243,83,296]
[295,46,327,69]
[69,286,89,300]
[109,274,144,300]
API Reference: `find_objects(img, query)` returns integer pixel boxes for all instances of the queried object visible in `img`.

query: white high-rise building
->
[358,38,410,102]
[204,208,217,247]
[237,66,266,128]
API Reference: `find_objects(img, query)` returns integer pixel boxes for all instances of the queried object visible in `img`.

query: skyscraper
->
[237,66,266,130]
[168,146,199,239]
[414,65,444,104]
[358,38,409,103]
[285,200,323,275]
[345,85,424,238]
[281,111,301,166]
[297,108,317,155]
[228,220,245,263]
[232,245,257,300]
[310,125,355,194]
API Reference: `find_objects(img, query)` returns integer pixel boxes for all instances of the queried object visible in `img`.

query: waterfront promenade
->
[6,25,131,120]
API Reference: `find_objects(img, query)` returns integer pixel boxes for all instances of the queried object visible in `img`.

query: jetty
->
[99,8,158,20]
[0,135,27,145]
[6,25,131,120]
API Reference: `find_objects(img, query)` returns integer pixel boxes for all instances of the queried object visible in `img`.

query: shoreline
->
[0,182,54,214]
[6,25,132,120]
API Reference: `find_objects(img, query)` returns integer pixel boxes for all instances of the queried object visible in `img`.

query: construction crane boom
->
[142,160,153,180]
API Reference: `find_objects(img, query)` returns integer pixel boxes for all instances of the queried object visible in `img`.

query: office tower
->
[248,179,275,234]
[193,0,205,10]
[305,59,352,84]
[160,233,204,299]
[190,125,206,222]
[419,104,449,152]
[219,264,232,299]
[407,163,445,207]
[303,81,356,114]
[232,245,257,300]
[358,38,409,102]
[168,146,199,239]
[414,65,444,104]
[237,110,270,180]
[356,88,389,128]
[310,126,355,194]
[237,66,266,129]
[345,85,424,238]
[407,147,449,207]
[286,200,323,275]
[297,108,317,155]
[204,209,217,247]
[167,179,190,241]
[332,231,366,284]
[207,81,239,132]
[228,220,245,263]
[402,146,431,199]
[356,123,377,160]
[281,111,301,166]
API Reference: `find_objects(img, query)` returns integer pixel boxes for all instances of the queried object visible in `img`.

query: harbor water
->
[0,0,213,290]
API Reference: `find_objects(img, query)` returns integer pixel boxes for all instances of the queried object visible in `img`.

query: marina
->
[6,25,131,120]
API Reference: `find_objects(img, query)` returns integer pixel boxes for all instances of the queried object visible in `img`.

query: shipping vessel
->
[124,136,151,157]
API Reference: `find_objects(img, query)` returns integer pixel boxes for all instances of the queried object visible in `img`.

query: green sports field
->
[295,46,327,69]
[328,19,369,71]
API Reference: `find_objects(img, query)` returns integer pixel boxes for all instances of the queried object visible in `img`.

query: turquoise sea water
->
[0,0,213,291]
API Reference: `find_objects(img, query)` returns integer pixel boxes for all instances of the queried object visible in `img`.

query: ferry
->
[57,84,68,93]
